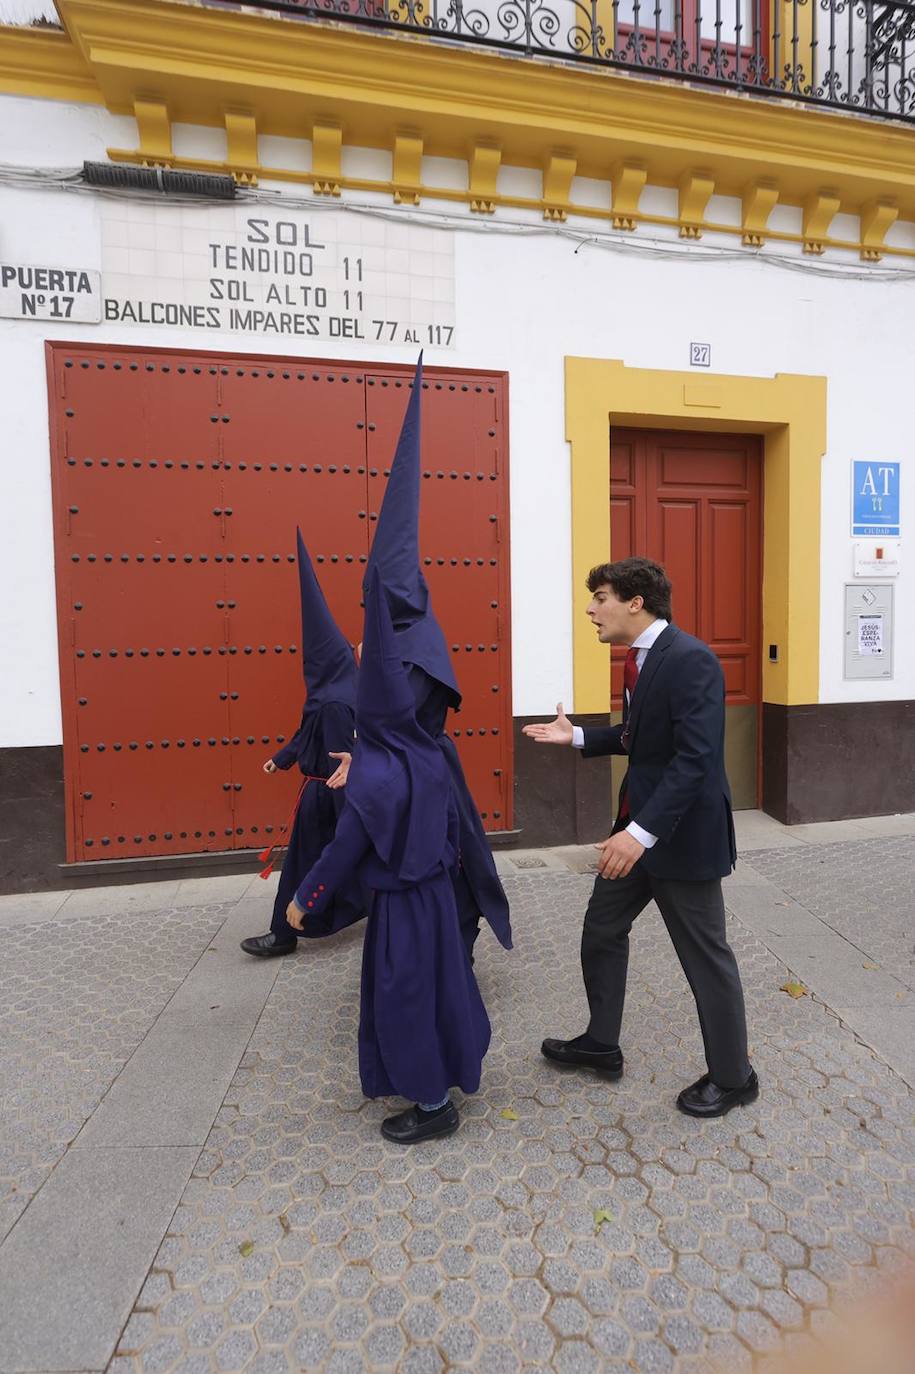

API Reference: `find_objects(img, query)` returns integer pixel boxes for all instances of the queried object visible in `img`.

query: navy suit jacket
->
[582,624,737,881]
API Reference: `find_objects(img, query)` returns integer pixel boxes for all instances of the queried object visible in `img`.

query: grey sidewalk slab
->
[780,818,880,844]
[763,933,910,1008]
[731,843,915,1089]
[854,812,915,836]
[76,904,282,1149]
[171,873,258,907]
[0,1146,197,1374]
[0,889,71,928]
[723,871,827,940]
[832,1004,915,1087]
[733,810,809,850]
[57,881,182,919]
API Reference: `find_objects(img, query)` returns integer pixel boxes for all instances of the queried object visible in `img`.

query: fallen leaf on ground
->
[862,962,880,970]
[278,1214,290,1235]
[238,1240,255,1257]
[499,1108,520,1121]
[594,1208,614,1233]
[780,980,807,999]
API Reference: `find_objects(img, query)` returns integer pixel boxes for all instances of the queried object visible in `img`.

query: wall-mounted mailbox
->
[844,583,894,680]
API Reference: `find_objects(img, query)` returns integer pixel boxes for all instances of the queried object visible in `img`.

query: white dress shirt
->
[571,618,669,849]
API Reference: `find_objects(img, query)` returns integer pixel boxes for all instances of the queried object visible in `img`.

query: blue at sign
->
[852,461,900,537]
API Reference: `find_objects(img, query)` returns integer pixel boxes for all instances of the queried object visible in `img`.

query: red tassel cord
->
[257,773,326,879]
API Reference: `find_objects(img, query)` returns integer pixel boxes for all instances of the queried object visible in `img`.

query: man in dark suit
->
[523,557,757,1118]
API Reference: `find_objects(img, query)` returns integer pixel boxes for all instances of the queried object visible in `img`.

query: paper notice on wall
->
[857,614,884,655]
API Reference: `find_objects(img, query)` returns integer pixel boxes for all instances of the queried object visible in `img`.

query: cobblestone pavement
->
[0,904,231,1244]
[102,873,915,1374]
[744,836,915,992]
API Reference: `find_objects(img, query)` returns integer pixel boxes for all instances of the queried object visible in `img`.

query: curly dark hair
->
[586,557,673,620]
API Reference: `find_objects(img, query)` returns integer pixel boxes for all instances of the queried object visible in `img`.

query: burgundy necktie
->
[618,647,640,822]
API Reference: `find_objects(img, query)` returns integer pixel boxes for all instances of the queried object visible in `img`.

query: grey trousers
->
[581,865,751,1090]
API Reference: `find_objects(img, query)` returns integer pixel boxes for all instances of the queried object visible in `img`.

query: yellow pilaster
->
[565,359,826,713]
[595,0,616,51]
[774,0,813,95]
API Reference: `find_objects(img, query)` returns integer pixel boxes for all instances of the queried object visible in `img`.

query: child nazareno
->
[287,566,491,1143]
[240,529,363,958]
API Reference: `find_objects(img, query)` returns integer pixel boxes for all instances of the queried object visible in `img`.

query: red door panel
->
[48,344,512,866]
[609,428,761,712]
[60,354,222,460]
[652,499,701,635]
[75,745,235,861]
[69,564,227,660]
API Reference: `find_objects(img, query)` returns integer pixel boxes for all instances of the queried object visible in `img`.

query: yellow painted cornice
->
[0,26,100,104]
[4,0,915,219]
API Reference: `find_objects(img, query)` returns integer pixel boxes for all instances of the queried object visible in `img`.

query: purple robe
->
[295,800,491,1102]
[269,699,364,941]
[293,565,492,1104]
[267,530,363,940]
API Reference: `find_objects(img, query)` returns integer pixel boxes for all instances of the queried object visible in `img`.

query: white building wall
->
[1,94,913,747]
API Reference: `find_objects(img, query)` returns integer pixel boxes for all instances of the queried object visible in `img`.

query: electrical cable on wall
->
[1,160,914,284]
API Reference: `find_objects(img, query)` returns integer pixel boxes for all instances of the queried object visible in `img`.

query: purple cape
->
[346,566,451,884]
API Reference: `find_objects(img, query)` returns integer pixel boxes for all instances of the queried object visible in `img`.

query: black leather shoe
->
[677,1069,759,1118]
[381,1103,460,1144]
[239,932,297,957]
[541,1036,624,1078]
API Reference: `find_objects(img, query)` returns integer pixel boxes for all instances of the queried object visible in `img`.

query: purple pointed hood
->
[346,567,451,883]
[364,353,461,710]
[296,527,357,712]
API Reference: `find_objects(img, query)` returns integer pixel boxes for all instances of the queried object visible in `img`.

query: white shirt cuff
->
[626,820,658,849]
[571,725,585,748]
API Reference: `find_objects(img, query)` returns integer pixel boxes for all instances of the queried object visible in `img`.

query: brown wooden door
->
[610,427,762,807]
[48,344,512,866]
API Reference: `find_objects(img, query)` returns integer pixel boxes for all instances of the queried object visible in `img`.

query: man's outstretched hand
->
[522,703,573,746]
[595,832,644,880]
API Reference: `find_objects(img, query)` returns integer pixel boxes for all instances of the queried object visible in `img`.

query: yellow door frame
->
[565,357,826,713]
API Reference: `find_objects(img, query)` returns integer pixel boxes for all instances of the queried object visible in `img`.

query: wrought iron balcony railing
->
[211,0,915,124]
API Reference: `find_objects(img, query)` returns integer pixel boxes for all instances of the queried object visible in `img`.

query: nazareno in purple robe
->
[363,353,512,956]
[295,567,491,1104]
[268,529,364,941]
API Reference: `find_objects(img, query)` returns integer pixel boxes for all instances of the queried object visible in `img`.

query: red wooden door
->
[610,428,762,804]
[48,344,512,866]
